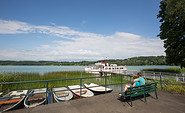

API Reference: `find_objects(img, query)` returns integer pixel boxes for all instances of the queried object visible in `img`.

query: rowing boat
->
[84,83,113,95]
[53,87,73,102]
[24,88,46,108]
[68,85,94,98]
[0,90,28,112]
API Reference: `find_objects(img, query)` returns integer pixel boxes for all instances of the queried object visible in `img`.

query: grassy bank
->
[1,71,184,94]
[0,71,131,93]
[146,77,185,94]
[142,67,185,73]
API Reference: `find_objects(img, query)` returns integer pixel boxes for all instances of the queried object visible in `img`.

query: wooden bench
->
[120,82,158,107]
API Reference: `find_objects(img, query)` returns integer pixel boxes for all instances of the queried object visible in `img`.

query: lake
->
[0,65,178,75]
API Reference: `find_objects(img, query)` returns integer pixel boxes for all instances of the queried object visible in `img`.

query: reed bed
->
[142,67,185,73]
[146,77,185,94]
[0,71,128,93]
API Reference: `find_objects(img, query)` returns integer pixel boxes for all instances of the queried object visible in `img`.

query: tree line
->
[0,56,169,66]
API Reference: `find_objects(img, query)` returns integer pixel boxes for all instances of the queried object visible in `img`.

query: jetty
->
[6,91,185,113]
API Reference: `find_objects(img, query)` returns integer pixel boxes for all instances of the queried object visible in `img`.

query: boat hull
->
[84,83,113,95]
[0,90,28,112]
[68,85,94,98]
[24,88,46,108]
[53,87,73,102]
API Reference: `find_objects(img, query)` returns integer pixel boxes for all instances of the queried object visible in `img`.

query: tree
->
[157,0,185,68]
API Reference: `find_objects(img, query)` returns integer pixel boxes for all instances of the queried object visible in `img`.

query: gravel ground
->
[6,91,185,113]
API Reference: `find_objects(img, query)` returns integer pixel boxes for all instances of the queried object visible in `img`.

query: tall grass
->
[0,71,130,93]
[142,67,185,73]
[147,77,185,94]
[0,71,95,93]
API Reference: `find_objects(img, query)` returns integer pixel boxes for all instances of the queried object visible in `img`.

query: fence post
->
[66,73,67,86]
[121,75,123,91]
[80,78,82,98]
[160,74,162,91]
[105,74,107,94]
[176,74,178,82]
[46,81,48,104]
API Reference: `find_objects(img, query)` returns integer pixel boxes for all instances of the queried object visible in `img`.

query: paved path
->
[7,91,185,113]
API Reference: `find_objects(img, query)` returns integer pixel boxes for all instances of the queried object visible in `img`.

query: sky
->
[0,0,165,61]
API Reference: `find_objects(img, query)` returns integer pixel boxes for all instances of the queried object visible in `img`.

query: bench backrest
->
[126,82,157,96]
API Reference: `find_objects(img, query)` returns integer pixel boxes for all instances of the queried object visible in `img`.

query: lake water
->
[0,65,178,75]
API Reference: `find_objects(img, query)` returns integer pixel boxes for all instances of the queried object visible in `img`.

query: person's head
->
[137,72,142,77]
[132,74,138,79]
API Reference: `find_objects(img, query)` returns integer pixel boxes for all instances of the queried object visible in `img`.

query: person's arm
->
[131,82,136,87]
[133,79,139,82]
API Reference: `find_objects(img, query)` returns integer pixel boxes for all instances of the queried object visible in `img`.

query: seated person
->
[133,72,145,85]
[123,74,140,92]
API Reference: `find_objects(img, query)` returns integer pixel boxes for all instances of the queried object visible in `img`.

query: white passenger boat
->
[68,85,94,98]
[85,61,127,75]
[84,83,113,95]
[53,87,73,102]
[0,90,28,112]
[24,88,46,108]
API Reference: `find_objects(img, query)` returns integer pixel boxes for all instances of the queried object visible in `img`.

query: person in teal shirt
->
[122,74,140,92]
[134,72,145,85]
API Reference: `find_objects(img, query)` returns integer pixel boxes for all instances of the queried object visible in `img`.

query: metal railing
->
[141,71,185,92]
[0,73,184,106]
[0,74,132,104]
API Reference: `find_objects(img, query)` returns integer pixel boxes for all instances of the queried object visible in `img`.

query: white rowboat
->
[0,90,28,112]
[68,85,94,98]
[24,88,46,108]
[53,87,73,102]
[84,83,113,95]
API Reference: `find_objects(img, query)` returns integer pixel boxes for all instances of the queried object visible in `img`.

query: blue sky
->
[0,0,165,61]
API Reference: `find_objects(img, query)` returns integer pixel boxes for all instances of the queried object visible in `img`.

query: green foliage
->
[157,0,185,68]
[142,67,185,73]
[106,56,167,66]
[0,56,168,66]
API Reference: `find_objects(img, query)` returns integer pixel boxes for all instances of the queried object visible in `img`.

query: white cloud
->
[0,19,165,61]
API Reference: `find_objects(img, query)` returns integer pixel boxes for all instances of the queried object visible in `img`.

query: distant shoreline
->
[0,56,173,66]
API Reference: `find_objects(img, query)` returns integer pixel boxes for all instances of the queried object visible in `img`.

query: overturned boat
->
[53,87,73,102]
[68,85,94,98]
[24,88,46,108]
[84,83,113,95]
[0,90,28,112]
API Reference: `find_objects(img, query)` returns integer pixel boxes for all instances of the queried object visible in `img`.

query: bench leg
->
[130,96,132,107]
[144,94,146,103]
[155,90,158,100]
